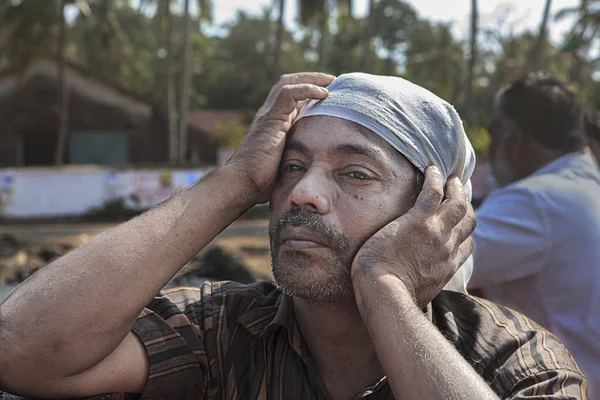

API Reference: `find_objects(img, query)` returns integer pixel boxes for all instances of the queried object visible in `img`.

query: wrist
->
[353,272,415,319]
[210,164,264,208]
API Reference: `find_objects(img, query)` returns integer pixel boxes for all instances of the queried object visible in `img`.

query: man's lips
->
[280,228,330,250]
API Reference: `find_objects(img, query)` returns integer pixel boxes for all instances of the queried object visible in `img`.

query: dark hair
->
[412,164,424,201]
[583,109,600,142]
[498,72,585,152]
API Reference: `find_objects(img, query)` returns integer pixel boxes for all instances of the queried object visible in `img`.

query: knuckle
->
[467,214,477,231]
[420,197,439,212]
[275,87,293,103]
[453,199,468,216]
[443,241,454,259]
[466,236,474,249]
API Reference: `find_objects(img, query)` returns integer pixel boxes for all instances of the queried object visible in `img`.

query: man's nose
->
[289,168,331,214]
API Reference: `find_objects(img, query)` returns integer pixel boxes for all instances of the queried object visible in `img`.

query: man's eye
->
[281,164,305,173]
[347,171,372,180]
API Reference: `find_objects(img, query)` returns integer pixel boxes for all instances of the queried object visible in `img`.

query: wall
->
[0,166,212,218]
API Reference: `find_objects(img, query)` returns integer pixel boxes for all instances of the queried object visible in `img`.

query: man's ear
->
[505,125,524,160]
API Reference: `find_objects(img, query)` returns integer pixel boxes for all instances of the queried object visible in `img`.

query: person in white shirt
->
[470,72,600,396]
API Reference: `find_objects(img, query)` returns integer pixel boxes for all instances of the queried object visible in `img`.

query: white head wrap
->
[293,73,476,293]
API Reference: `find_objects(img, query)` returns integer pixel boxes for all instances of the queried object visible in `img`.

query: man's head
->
[583,109,600,164]
[269,116,423,305]
[268,73,475,306]
[487,72,585,187]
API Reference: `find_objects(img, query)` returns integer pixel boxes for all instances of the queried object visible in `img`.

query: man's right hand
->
[227,73,334,203]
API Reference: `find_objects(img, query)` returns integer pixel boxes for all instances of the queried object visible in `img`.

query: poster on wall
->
[0,171,15,214]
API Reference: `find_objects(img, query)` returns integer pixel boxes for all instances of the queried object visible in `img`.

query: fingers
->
[413,166,444,214]
[452,204,477,244]
[270,84,329,116]
[456,237,474,268]
[261,73,334,115]
[437,176,469,229]
[264,72,334,107]
[278,72,336,87]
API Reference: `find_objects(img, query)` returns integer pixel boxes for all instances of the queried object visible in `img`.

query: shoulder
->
[478,184,537,213]
[432,291,587,397]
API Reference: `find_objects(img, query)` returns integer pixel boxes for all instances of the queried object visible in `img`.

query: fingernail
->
[319,87,329,93]
[427,165,439,174]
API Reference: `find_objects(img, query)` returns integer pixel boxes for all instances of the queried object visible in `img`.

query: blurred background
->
[0,0,595,299]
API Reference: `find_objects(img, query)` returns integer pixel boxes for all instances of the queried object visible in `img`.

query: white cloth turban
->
[293,73,476,293]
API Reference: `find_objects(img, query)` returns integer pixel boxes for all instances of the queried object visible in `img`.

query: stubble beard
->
[269,209,356,306]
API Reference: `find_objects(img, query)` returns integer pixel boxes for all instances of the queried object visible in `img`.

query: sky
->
[211,0,581,45]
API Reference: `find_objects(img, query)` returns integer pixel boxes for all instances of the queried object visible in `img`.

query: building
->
[188,109,253,165]
[0,59,218,167]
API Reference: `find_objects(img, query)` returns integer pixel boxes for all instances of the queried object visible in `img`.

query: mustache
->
[270,208,349,253]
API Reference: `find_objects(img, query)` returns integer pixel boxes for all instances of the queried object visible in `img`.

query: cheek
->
[269,179,293,219]
[337,192,410,248]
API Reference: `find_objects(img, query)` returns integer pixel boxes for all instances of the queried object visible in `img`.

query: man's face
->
[487,97,520,187]
[269,116,417,305]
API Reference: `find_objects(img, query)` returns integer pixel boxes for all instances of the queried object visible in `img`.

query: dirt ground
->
[0,219,273,299]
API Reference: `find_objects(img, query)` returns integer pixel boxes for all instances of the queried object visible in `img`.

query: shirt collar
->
[531,148,595,177]
[237,291,303,355]
[238,289,435,357]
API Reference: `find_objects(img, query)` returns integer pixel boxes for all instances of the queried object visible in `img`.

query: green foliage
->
[216,120,249,149]
[1,0,600,160]
[464,124,491,159]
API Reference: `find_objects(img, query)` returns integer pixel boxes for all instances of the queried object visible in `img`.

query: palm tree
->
[54,0,70,165]
[161,0,178,164]
[178,0,213,164]
[272,0,286,80]
[464,0,478,127]
[556,0,600,100]
[360,0,376,72]
[529,0,553,72]
[178,0,191,164]
[0,0,94,165]
[371,0,417,75]
[298,0,352,70]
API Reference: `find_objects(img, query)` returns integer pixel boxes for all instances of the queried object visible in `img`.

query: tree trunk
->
[178,0,192,164]
[464,0,478,127]
[165,0,178,164]
[361,0,376,72]
[530,0,553,72]
[315,1,328,70]
[54,0,70,165]
[272,0,285,80]
[573,0,589,102]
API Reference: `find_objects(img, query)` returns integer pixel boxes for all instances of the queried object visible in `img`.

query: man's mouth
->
[280,228,330,250]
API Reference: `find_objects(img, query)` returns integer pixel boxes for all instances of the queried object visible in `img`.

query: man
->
[0,73,586,399]
[583,109,600,165]
[470,72,599,397]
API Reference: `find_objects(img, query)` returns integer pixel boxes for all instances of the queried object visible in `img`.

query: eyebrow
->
[284,140,309,155]
[285,140,388,166]
[327,143,385,162]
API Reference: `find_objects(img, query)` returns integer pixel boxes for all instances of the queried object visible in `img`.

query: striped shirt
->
[73,281,589,399]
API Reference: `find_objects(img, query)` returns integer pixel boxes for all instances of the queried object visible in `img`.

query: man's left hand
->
[351,166,476,308]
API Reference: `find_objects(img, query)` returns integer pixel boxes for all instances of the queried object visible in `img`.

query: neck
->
[293,298,384,396]
[520,141,581,179]
[293,297,371,348]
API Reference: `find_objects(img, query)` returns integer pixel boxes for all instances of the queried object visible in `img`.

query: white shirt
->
[470,150,600,396]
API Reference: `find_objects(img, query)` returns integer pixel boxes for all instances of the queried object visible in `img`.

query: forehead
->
[288,116,404,162]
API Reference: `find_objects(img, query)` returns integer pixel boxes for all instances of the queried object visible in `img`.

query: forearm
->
[355,274,499,400]
[0,165,255,378]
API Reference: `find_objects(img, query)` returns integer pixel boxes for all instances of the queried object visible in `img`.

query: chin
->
[271,249,355,306]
